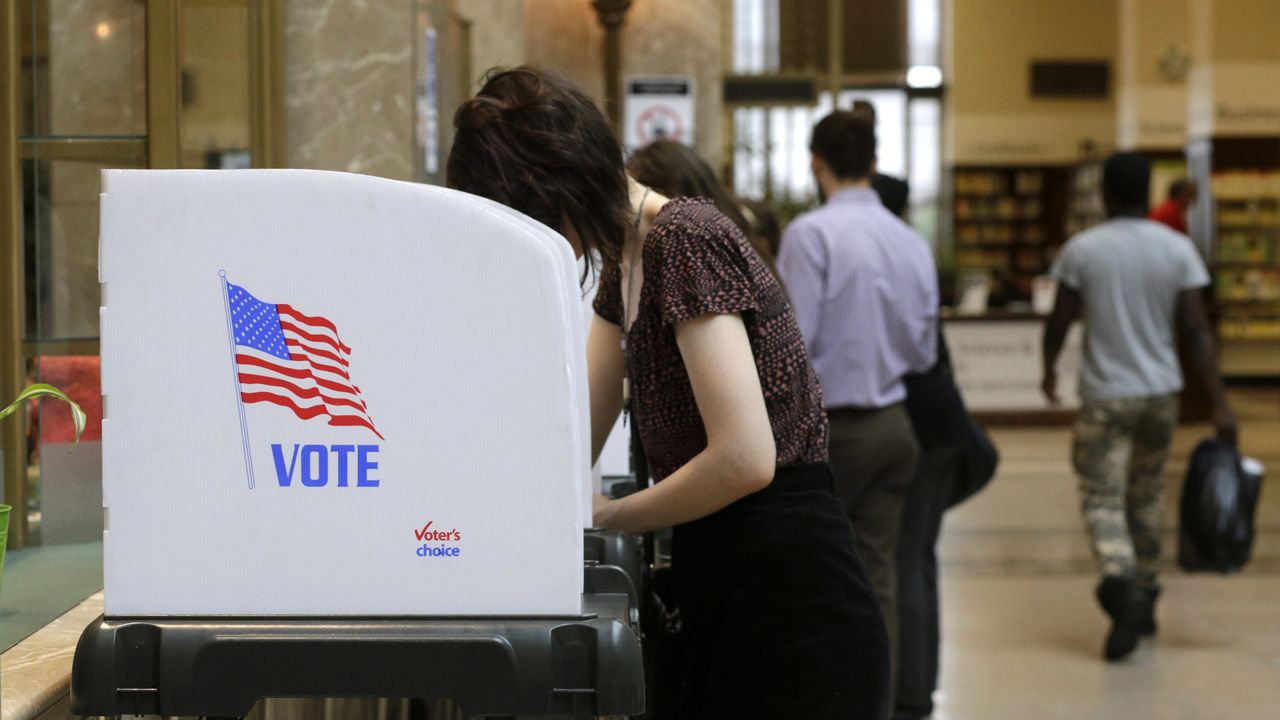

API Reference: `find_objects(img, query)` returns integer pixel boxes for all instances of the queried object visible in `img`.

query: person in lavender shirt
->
[776,110,939,694]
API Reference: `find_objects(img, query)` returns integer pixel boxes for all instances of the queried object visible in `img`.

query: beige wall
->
[462,0,528,88]
[1116,0,1190,150]
[948,0,1118,164]
[523,1,606,104]
[1127,0,1190,86]
[522,0,724,167]
[1187,0,1280,139]
[1206,0,1280,64]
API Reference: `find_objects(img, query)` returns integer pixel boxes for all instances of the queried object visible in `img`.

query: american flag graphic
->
[224,281,384,440]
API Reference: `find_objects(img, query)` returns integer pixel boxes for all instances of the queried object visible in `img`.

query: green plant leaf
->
[0,383,86,445]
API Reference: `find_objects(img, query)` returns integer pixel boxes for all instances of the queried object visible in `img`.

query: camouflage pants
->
[1072,394,1179,588]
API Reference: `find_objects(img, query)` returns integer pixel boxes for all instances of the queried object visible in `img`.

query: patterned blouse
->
[594,198,828,481]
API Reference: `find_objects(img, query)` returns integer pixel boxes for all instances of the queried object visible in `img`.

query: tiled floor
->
[933,387,1280,719]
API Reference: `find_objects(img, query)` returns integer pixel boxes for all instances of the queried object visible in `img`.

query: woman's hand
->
[591,493,616,529]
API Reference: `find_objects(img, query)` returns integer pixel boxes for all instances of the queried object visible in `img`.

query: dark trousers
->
[827,403,920,693]
[893,444,962,720]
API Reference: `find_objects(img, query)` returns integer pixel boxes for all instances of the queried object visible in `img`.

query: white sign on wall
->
[624,75,695,151]
[99,169,589,617]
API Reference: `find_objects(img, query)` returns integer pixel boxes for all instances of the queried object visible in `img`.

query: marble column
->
[285,0,416,181]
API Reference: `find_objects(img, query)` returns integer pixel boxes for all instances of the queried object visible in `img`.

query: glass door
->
[2,0,281,558]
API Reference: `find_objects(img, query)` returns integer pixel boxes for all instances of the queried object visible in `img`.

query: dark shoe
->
[893,703,932,720]
[1097,576,1143,661]
[1135,586,1160,637]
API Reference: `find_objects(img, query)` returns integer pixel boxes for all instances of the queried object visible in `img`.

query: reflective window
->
[908,0,942,68]
[732,0,780,75]
[179,0,253,168]
[728,1,945,248]
[25,158,116,340]
[22,0,148,138]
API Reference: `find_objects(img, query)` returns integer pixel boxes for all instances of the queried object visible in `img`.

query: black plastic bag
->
[1178,438,1265,573]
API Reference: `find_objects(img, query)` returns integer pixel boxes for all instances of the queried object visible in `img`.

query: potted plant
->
[0,384,84,592]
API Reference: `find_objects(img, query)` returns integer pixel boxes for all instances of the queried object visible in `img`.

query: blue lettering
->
[301,444,328,487]
[357,445,380,487]
[332,445,355,486]
[271,444,300,487]
[267,444,380,488]
[416,543,461,557]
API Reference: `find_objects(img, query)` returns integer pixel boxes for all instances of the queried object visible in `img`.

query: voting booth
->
[71,170,644,718]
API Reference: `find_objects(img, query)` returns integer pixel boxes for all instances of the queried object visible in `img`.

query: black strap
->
[628,409,657,566]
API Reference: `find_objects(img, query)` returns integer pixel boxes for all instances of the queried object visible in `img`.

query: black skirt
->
[672,463,890,720]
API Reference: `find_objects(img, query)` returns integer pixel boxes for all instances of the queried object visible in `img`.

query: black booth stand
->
[70,531,646,719]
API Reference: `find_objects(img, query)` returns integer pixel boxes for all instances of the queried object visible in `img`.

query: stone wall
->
[285,0,416,180]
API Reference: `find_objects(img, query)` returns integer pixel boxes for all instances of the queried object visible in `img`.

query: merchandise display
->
[1065,161,1105,237]
[952,166,1066,301]
[1212,170,1280,372]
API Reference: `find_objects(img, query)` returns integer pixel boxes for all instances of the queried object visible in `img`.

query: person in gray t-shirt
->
[1041,152,1236,662]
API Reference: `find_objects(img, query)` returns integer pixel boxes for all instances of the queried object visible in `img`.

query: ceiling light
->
[907,65,943,89]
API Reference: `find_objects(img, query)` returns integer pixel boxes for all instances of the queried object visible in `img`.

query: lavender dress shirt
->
[777,187,939,409]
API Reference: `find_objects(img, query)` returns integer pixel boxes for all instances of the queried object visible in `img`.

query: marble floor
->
[0,542,102,653]
[931,387,1280,719]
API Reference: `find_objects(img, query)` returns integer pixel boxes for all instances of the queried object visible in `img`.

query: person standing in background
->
[777,110,939,690]
[893,332,964,720]
[851,99,910,218]
[1149,178,1197,234]
[1042,153,1236,662]
[626,139,775,268]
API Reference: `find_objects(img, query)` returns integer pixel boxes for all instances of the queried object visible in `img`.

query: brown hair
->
[810,111,876,181]
[447,67,631,277]
[627,140,753,240]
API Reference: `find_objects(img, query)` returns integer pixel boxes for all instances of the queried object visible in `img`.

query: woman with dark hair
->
[626,140,774,266]
[448,66,888,719]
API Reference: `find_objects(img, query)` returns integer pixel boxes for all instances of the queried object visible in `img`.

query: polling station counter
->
[943,309,1082,423]
[69,170,646,719]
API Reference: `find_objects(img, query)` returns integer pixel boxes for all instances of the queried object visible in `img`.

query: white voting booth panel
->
[99,169,589,616]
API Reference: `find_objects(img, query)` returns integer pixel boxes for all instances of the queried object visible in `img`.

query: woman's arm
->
[592,312,777,534]
[587,314,626,465]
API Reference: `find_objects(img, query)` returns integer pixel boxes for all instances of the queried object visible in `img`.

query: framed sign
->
[624,75,695,151]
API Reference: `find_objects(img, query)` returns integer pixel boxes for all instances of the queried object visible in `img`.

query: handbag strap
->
[629,411,658,566]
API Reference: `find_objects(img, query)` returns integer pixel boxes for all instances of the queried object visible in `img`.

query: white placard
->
[945,318,1082,412]
[624,75,695,151]
[99,169,588,616]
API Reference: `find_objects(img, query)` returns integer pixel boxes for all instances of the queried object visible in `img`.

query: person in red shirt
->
[1150,178,1197,234]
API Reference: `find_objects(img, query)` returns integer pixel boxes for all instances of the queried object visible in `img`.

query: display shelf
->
[1066,161,1105,237]
[1190,138,1280,378]
[950,165,1069,303]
